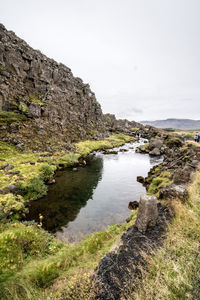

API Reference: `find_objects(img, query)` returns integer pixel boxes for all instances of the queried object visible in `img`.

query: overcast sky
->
[1,0,200,121]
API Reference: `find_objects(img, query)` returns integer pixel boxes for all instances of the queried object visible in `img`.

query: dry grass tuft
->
[129,171,200,300]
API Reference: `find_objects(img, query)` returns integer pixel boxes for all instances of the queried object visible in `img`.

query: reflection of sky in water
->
[26,140,162,243]
[56,142,162,242]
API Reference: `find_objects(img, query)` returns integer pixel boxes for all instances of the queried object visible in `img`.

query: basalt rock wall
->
[104,113,143,135]
[0,24,106,150]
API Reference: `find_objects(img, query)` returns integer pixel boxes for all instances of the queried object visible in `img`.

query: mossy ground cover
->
[0,134,133,220]
[0,111,27,125]
[0,133,133,194]
[147,170,171,197]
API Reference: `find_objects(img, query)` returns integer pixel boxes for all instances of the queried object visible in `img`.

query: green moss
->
[76,134,133,156]
[148,171,171,196]
[28,94,44,105]
[0,194,27,221]
[19,102,28,114]
[0,134,133,192]
[39,164,55,182]
[137,143,150,153]
[0,111,27,126]
[19,177,48,201]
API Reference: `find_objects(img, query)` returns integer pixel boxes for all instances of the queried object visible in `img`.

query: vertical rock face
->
[0,24,106,149]
[135,194,158,233]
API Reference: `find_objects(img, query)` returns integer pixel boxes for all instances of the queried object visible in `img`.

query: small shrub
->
[0,223,62,277]
[20,177,47,201]
[0,194,27,220]
[40,164,55,181]
[165,137,183,148]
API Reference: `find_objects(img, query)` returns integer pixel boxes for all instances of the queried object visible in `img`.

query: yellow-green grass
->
[76,133,135,156]
[0,134,134,223]
[147,171,171,197]
[0,133,136,299]
[186,140,200,147]
[0,213,137,300]
[129,170,200,300]
[0,111,27,125]
[0,133,133,189]
[168,129,200,140]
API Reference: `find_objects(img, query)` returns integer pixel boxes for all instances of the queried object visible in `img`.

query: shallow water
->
[26,140,162,242]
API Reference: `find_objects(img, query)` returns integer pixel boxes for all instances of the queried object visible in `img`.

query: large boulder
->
[159,184,189,201]
[149,137,163,151]
[149,147,161,156]
[135,194,158,233]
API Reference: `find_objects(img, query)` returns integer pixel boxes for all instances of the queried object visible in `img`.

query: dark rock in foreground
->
[94,203,173,300]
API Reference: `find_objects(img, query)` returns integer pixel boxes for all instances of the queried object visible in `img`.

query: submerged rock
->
[128,201,139,210]
[102,150,118,155]
[137,176,145,184]
[47,178,56,185]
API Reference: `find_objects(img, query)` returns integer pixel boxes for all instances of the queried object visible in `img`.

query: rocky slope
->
[0,24,106,151]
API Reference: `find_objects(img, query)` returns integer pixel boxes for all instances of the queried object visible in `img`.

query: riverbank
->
[0,133,135,221]
[1,169,200,300]
[0,133,138,299]
[1,130,200,300]
[129,169,200,299]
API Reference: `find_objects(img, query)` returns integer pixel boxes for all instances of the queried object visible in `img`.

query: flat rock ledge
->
[93,203,173,300]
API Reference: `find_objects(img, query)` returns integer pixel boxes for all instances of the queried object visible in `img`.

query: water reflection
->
[26,155,103,232]
[26,141,162,242]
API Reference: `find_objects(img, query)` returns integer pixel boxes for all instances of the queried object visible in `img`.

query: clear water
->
[26,140,162,242]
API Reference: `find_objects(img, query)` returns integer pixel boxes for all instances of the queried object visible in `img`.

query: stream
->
[26,140,162,242]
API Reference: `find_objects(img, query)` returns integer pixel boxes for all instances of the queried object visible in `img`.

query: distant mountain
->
[140,119,200,130]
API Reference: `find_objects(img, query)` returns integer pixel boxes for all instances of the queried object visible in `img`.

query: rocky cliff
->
[0,24,106,151]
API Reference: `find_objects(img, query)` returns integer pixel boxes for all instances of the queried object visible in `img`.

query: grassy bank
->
[0,133,134,220]
[0,213,137,300]
[129,170,200,299]
[0,133,136,299]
